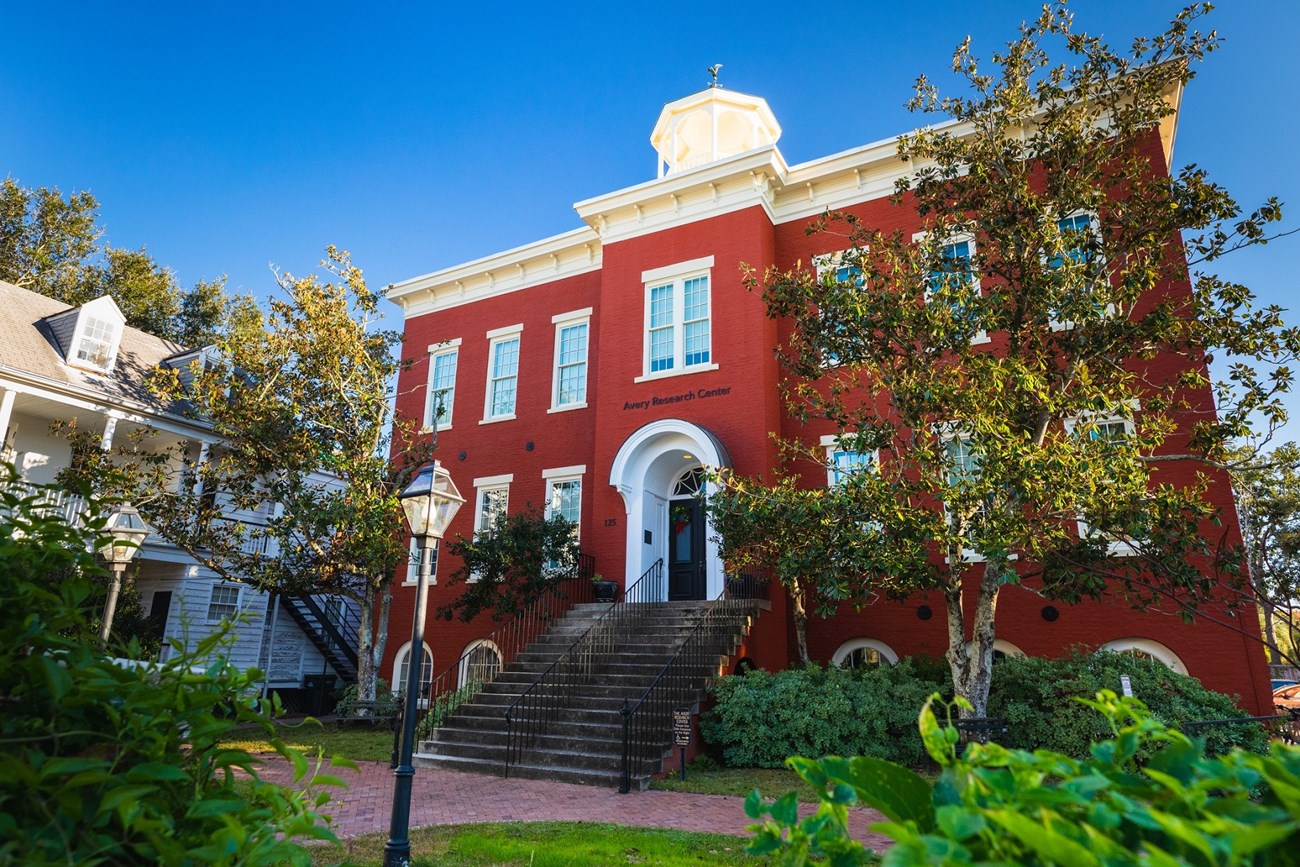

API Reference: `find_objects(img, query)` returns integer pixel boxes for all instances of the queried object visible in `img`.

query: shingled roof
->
[0,279,195,419]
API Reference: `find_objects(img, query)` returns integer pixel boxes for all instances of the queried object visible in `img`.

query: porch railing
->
[0,479,89,528]
[503,559,665,776]
[412,553,596,740]
[618,573,763,792]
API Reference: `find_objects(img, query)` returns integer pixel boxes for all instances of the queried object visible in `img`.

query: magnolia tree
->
[64,248,429,702]
[1233,443,1300,666]
[709,3,1298,715]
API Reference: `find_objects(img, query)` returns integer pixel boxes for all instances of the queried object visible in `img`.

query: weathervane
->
[707,64,723,88]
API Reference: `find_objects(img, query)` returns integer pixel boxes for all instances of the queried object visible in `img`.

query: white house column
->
[0,388,15,455]
[100,416,119,450]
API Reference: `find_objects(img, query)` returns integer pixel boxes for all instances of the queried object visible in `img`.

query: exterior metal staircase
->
[279,595,360,682]
[412,564,763,790]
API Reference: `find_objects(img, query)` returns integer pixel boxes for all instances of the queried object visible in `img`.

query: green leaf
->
[987,809,1100,867]
[935,805,986,841]
[832,756,936,833]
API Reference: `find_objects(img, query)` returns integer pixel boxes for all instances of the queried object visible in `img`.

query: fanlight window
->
[672,467,707,498]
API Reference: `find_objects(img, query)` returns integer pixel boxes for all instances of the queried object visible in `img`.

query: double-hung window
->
[1064,411,1140,555]
[550,309,591,411]
[1049,211,1105,329]
[206,583,242,622]
[470,474,512,583]
[940,428,990,561]
[637,257,715,381]
[919,233,988,344]
[814,252,865,366]
[425,339,460,430]
[819,434,875,487]
[543,465,584,572]
[483,325,522,422]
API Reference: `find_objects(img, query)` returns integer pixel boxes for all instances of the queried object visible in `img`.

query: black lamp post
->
[384,460,464,867]
[98,502,149,642]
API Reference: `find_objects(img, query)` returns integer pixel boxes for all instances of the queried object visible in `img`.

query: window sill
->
[634,363,719,384]
[548,402,588,414]
[419,423,453,434]
[971,332,991,345]
[479,414,516,426]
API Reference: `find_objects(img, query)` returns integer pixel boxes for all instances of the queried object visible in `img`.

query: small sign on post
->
[1120,674,1134,698]
[672,706,692,780]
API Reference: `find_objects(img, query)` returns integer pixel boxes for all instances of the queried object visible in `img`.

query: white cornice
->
[385,227,602,317]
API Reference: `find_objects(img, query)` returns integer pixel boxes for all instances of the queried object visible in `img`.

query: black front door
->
[668,498,706,601]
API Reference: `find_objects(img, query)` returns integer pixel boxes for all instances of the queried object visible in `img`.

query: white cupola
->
[650,86,782,178]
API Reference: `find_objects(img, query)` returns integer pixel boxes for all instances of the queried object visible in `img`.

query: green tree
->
[710,3,1297,715]
[0,469,340,865]
[438,505,580,623]
[0,177,253,344]
[1233,443,1300,666]
[62,247,429,702]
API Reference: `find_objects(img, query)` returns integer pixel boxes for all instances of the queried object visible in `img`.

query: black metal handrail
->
[291,594,361,667]
[503,559,665,776]
[617,574,762,793]
[413,553,596,739]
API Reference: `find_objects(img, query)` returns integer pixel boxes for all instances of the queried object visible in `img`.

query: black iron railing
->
[503,559,665,776]
[617,575,761,793]
[413,553,596,741]
[286,594,361,671]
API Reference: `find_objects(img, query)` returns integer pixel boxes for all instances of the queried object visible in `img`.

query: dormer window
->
[66,296,126,373]
[76,315,118,369]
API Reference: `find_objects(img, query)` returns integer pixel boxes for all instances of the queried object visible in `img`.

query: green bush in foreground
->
[746,691,1300,866]
[0,474,344,865]
[705,652,1266,767]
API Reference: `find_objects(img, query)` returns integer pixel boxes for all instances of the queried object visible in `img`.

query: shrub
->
[702,659,949,768]
[705,652,1267,768]
[746,692,1300,865]
[0,473,343,865]
[989,650,1269,758]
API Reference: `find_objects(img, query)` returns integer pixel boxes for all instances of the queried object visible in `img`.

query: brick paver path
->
[247,756,892,852]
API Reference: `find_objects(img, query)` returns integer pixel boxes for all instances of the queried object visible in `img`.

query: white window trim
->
[1047,210,1108,331]
[636,256,716,382]
[830,638,899,667]
[424,338,461,432]
[549,308,591,413]
[818,434,876,488]
[913,230,990,345]
[543,466,585,545]
[482,324,523,423]
[70,302,125,373]
[1063,408,1140,556]
[392,640,434,703]
[993,639,1026,659]
[457,638,504,687]
[205,582,245,623]
[813,251,867,368]
[937,424,988,563]
[1098,638,1188,675]
[403,537,421,586]
[471,477,512,583]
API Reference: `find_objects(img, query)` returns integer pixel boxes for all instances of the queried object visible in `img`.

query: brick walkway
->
[247,756,892,852]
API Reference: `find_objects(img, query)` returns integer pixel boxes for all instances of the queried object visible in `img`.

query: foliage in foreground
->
[746,692,1300,866]
[0,475,343,866]
[705,652,1266,769]
[317,821,765,867]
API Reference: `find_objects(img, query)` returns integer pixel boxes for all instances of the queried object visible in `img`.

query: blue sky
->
[4,1,1297,422]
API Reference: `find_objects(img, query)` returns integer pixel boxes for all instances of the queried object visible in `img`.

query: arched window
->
[458,639,503,688]
[993,639,1026,661]
[393,642,434,696]
[1098,638,1187,675]
[672,467,707,498]
[831,638,899,669]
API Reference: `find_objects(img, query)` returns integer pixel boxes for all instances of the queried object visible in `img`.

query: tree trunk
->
[355,581,378,703]
[943,565,1001,718]
[789,579,811,666]
[371,580,392,695]
[1261,603,1281,665]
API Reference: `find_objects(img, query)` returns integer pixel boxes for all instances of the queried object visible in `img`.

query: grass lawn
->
[315,821,765,866]
[649,764,821,803]
[220,719,397,764]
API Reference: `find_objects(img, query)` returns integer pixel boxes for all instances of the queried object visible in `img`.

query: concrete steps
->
[413,599,759,789]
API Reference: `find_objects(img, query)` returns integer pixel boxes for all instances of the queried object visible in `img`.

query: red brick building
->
[385,85,1274,715]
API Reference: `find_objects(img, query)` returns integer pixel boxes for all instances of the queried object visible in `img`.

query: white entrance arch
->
[610,418,731,601]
